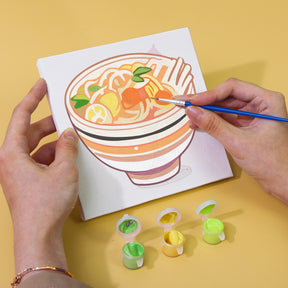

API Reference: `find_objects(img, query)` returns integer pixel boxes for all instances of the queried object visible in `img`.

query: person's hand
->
[175,78,288,203]
[0,79,79,274]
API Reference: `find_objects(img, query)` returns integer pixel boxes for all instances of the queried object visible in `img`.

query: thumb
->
[186,106,238,146]
[54,128,79,166]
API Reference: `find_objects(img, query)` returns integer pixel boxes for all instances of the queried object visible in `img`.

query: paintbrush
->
[150,97,288,123]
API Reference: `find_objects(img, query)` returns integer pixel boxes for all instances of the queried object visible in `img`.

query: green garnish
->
[131,66,152,82]
[78,87,84,94]
[133,66,152,75]
[71,85,101,109]
[71,94,89,109]
[131,75,145,82]
[88,85,101,92]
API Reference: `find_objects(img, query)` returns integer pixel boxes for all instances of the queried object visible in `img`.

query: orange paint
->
[71,60,178,125]
[155,90,173,105]
[80,122,191,155]
[122,88,143,109]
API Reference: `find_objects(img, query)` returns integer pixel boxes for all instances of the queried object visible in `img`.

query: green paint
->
[204,217,224,233]
[71,94,89,101]
[133,66,152,76]
[131,75,145,82]
[119,219,138,234]
[123,242,144,257]
[74,100,89,109]
[200,204,215,215]
[78,87,84,94]
[203,218,224,244]
[71,94,90,109]
[132,66,152,83]
[88,85,101,92]
[122,242,144,269]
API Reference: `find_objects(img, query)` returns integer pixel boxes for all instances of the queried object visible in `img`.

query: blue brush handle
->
[184,101,288,123]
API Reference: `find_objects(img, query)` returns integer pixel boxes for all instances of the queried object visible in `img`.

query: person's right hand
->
[175,78,288,203]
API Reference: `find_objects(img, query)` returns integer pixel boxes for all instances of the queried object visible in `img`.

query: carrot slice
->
[154,90,173,105]
[122,88,142,109]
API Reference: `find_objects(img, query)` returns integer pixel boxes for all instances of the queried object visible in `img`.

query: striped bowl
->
[65,54,194,185]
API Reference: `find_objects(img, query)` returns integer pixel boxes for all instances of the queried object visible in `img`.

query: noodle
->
[70,61,176,125]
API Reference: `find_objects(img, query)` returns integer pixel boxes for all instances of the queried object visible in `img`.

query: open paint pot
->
[116,214,144,269]
[195,200,225,244]
[157,208,184,257]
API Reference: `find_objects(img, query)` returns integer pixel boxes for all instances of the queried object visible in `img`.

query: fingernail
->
[63,128,78,142]
[186,106,202,122]
[189,119,199,130]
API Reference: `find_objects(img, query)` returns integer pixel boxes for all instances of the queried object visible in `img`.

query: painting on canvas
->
[37,28,233,220]
[65,53,196,185]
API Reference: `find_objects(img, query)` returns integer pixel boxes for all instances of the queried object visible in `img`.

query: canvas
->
[37,28,233,220]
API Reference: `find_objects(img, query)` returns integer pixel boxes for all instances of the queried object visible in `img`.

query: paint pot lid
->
[157,208,181,231]
[116,214,141,242]
[195,200,219,221]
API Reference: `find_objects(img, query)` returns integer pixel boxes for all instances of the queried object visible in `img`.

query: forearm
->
[0,79,90,287]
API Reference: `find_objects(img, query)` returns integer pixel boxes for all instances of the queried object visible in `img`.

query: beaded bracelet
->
[11,266,74,287]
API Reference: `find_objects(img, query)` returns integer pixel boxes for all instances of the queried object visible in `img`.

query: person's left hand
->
[0,79,79,273]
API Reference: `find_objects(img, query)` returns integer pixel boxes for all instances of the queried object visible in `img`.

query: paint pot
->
[157,208,184,257]
[195,200,225,244]
[116,214,144,269]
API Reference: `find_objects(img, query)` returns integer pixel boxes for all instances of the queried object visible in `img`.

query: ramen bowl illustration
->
[65,53,195,185]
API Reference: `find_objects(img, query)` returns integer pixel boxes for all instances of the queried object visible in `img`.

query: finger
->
[215,113,240,126]
[185,106,240,150]
[215,96,247,109]
[27,115,56,153]
[53,128,79,168]
[177,78,270,106]
[175,94,247,110]
[31,141,57,166]
[188,109,252,129]
[188,119,199,130]
[5,79,47,150]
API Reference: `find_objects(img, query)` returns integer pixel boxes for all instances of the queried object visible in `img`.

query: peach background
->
[0,0,288,287]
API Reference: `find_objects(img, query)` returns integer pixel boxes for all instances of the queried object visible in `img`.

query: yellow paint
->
[120,63,146,72]
[164,230,183,245]
[143,74,164,90]
[160,212,177,224]
[144,80,159,98]
[120,64,132,71]
[162,229,184,257]
[132,63,145,72]
[85,104,112,123]
[99,92,121,117]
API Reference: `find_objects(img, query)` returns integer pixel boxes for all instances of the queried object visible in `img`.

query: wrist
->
[256,162,288,204]
[13,217,68,275]
[258,177,288,204]
[11,267,73,287]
